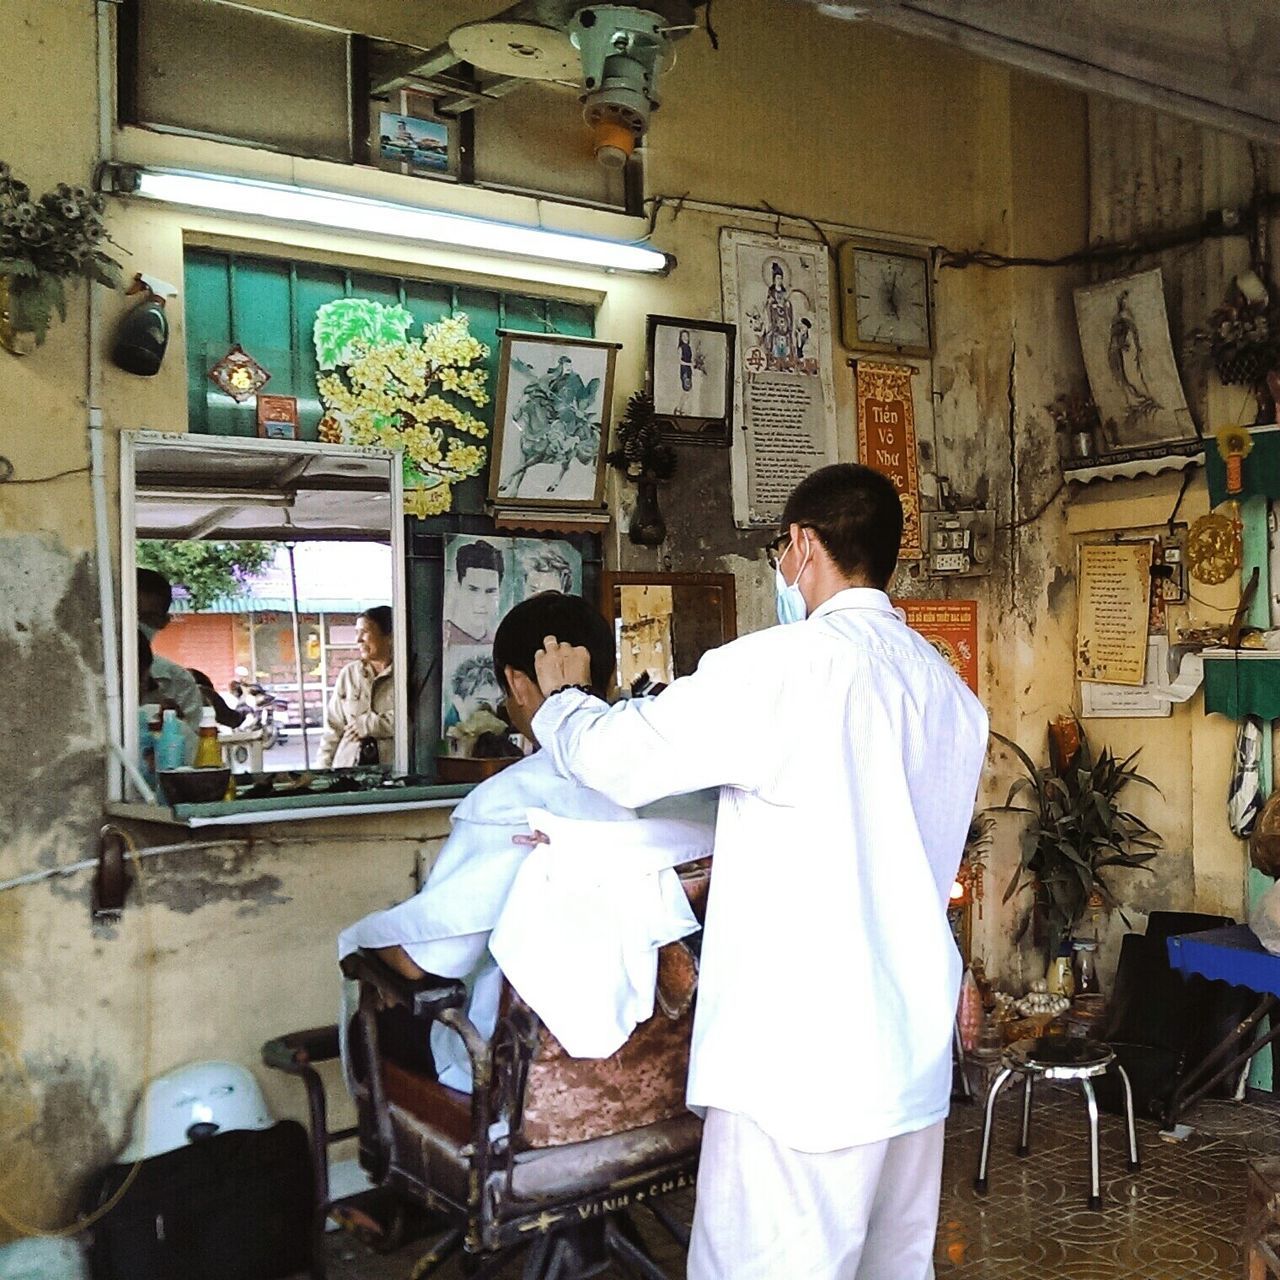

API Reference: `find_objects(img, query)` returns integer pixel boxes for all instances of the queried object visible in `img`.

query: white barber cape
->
[532,587,989,1155]
[490,806,707,1058]
[338,750,712,1090]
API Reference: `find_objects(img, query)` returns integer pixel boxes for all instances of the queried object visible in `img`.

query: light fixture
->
[107,166,670,275]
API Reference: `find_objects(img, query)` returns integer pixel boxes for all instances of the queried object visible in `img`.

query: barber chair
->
[263,862,710,1280]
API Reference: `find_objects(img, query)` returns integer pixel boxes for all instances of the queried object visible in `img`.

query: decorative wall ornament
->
[313,298,490,518]
[208,343,271,403]
[608,390,675,546]
[0,160,122,351]
[1186,510,1242,585]
[854,361,922,560]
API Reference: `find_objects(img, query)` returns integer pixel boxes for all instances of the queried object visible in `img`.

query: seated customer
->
[339,593,700,1093]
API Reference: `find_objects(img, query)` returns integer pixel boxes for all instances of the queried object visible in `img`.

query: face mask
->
[774,535,811,625]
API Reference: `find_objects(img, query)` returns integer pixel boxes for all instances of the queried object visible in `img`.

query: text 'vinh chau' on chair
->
[264,861,711,1280]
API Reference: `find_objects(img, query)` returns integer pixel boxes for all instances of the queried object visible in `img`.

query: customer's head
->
[357,606,393,666]
[136,568,173,638]
[778,464,903,592]
[491,593,614,742]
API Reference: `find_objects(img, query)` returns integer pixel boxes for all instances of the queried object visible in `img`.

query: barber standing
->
[532,464,988,1280]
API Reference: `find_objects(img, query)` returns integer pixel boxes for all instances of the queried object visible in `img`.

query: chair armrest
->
[262,1025,340,1073]
[340,949,467,1021]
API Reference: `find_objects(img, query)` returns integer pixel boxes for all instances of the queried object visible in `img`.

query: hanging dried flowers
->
[1187,274,1280,391]
[314,299,489,517]
[0,160,122,348]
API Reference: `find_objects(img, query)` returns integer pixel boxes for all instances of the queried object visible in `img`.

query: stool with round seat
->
[974,1036,1140,1210]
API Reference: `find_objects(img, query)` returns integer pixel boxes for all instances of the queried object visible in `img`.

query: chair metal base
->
[409,1212,680,1280]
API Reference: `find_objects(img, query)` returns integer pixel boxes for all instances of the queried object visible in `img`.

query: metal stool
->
[974,1036,1140,1210]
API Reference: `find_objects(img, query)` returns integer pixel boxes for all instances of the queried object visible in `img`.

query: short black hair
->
[491,593,615,697]
[456,539,504,583]
[780,463,903,589]
[360,605,393,636]
[137,568,173,609]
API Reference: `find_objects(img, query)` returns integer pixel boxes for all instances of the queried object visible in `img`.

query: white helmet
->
[119,1060,273,1161]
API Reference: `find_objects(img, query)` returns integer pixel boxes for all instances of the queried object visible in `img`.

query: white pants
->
[688,1109,943,1280]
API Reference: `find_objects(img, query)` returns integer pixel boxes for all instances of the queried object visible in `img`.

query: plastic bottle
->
[156,708,187,772]
[1046,942,1076,999]
[193,706,223,769]
[138,704,160,792]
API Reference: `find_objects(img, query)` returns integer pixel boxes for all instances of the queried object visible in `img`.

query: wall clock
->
[837,239,933,357]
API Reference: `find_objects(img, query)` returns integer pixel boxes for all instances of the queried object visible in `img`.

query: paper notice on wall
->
[720,228,838,528]
[856,362,922,559]
[1080,636,1172,717]
[896,599,979,694]
[1076,541,1153,686]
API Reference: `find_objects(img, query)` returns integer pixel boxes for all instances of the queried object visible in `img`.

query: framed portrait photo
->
[647,315,735,445]
[488,331,618,510]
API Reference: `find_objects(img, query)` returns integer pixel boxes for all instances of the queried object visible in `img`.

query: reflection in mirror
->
[120,432,406,802]
[601,572,737,694]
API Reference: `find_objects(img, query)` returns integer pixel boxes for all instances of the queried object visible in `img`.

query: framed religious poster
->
[720,229,838,528]
[855,361,922,560]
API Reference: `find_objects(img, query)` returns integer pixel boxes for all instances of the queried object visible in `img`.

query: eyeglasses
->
[765,532,791,570]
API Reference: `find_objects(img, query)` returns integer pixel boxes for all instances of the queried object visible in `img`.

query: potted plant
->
[607,390,676,546]
[992,718,1161,961]
[0,161,122,353]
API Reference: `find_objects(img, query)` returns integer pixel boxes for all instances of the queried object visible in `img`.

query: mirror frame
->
[599,570,738,686]
[117,429,408,799]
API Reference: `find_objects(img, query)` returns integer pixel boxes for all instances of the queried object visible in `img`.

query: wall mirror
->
[600,571,737,693]
[118,430,407,800]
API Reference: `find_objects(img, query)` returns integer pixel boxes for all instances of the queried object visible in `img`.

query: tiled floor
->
[319,1092,1276,1278]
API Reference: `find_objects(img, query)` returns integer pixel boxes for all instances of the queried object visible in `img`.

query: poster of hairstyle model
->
[720,229,838,528]
[1074,268,1196,454]
[441,534,582,735]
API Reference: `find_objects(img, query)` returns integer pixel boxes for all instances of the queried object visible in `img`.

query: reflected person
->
[136,568,203,736]
[318,606,394,768]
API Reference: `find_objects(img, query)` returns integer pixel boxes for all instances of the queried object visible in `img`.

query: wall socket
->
[924,510,996,577]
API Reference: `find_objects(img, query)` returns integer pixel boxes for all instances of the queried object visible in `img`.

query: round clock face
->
[853,250,930,351]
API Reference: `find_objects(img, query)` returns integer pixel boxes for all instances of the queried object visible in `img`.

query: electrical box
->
[925,510,995,577]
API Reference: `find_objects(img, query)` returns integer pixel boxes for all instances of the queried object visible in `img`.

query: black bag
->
[86,1121,312,1280]
[356,736,381,767]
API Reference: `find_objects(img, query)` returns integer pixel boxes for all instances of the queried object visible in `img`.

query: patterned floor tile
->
[317,1094,1276,1277]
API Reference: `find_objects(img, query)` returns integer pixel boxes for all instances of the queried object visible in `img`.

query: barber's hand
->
[535,635,592,696]
[512,830,550,848]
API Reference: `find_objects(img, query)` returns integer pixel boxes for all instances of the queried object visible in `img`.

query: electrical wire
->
[0,461,91,486]
[1001,479,1066,531]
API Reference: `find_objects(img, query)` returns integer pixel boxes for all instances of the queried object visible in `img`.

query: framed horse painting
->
[488,331,620,511]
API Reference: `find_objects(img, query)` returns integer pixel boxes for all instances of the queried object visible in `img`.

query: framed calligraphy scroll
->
[1076,541,1153,685]
[855,361,922,560]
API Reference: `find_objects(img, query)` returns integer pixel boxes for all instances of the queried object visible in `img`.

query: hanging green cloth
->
[1203,654,1280,720]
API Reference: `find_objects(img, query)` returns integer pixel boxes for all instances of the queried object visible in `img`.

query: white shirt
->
[532,587,989,1153]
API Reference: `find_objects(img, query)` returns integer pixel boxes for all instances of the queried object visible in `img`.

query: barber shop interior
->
[10,3,1280,1279]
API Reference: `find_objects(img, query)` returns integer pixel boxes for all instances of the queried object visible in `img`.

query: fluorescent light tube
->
[132,169,670,274]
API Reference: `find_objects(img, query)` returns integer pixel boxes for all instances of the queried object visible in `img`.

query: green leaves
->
[988,721,1162,948]
[137,540,279,612]
[313,298,413,369]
